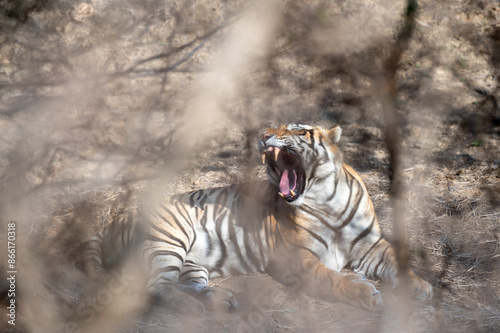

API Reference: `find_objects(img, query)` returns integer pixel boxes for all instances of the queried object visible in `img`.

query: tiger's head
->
[258,124,342,206]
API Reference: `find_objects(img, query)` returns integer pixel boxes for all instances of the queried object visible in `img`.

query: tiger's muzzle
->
[258,136,306,203]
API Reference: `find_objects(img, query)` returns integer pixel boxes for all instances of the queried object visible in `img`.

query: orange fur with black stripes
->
[81,124,432,312]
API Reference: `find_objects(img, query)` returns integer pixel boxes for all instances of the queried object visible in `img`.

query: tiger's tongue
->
[279,168,297,195]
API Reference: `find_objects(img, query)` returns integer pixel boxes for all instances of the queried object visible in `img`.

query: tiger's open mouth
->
[261,146,305,202]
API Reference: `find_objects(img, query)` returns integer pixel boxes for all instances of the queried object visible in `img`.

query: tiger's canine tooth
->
[290,190,295,197]
[261,153,266,164]
[278,192,285,198]
[274,148,280,162]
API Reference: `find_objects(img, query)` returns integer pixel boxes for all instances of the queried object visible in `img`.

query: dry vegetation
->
[0,0,499,332]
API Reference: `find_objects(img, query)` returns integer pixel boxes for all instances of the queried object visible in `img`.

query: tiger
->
[81,123,433,313]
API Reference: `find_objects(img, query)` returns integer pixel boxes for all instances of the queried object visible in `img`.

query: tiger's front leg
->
[145,255,237,313]
[267,250,383,310]
[178,260,238,312]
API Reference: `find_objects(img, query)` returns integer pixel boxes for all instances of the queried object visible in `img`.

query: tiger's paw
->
[152,287,206,315]
[173,294,207,315]
[343,274,383,310]
[406,269,434,301]
[200,286,238,312]
[412,277,433,301]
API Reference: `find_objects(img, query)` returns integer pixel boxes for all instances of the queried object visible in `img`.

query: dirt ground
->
[0,0,499,332]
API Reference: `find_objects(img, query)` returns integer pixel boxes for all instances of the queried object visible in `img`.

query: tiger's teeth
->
[261,153,266,164]
[290,190,295,197]
[278,192,285,198]
[274,148,280,162]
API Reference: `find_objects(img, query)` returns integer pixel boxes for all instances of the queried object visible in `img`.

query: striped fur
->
[82,124,432,311]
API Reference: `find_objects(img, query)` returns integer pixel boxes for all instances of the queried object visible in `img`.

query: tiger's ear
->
[326,125,342,143]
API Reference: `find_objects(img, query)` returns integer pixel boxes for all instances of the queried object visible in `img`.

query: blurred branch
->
[380,0,418,330]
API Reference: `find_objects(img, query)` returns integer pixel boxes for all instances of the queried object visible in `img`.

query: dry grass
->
[1,0,500,332]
